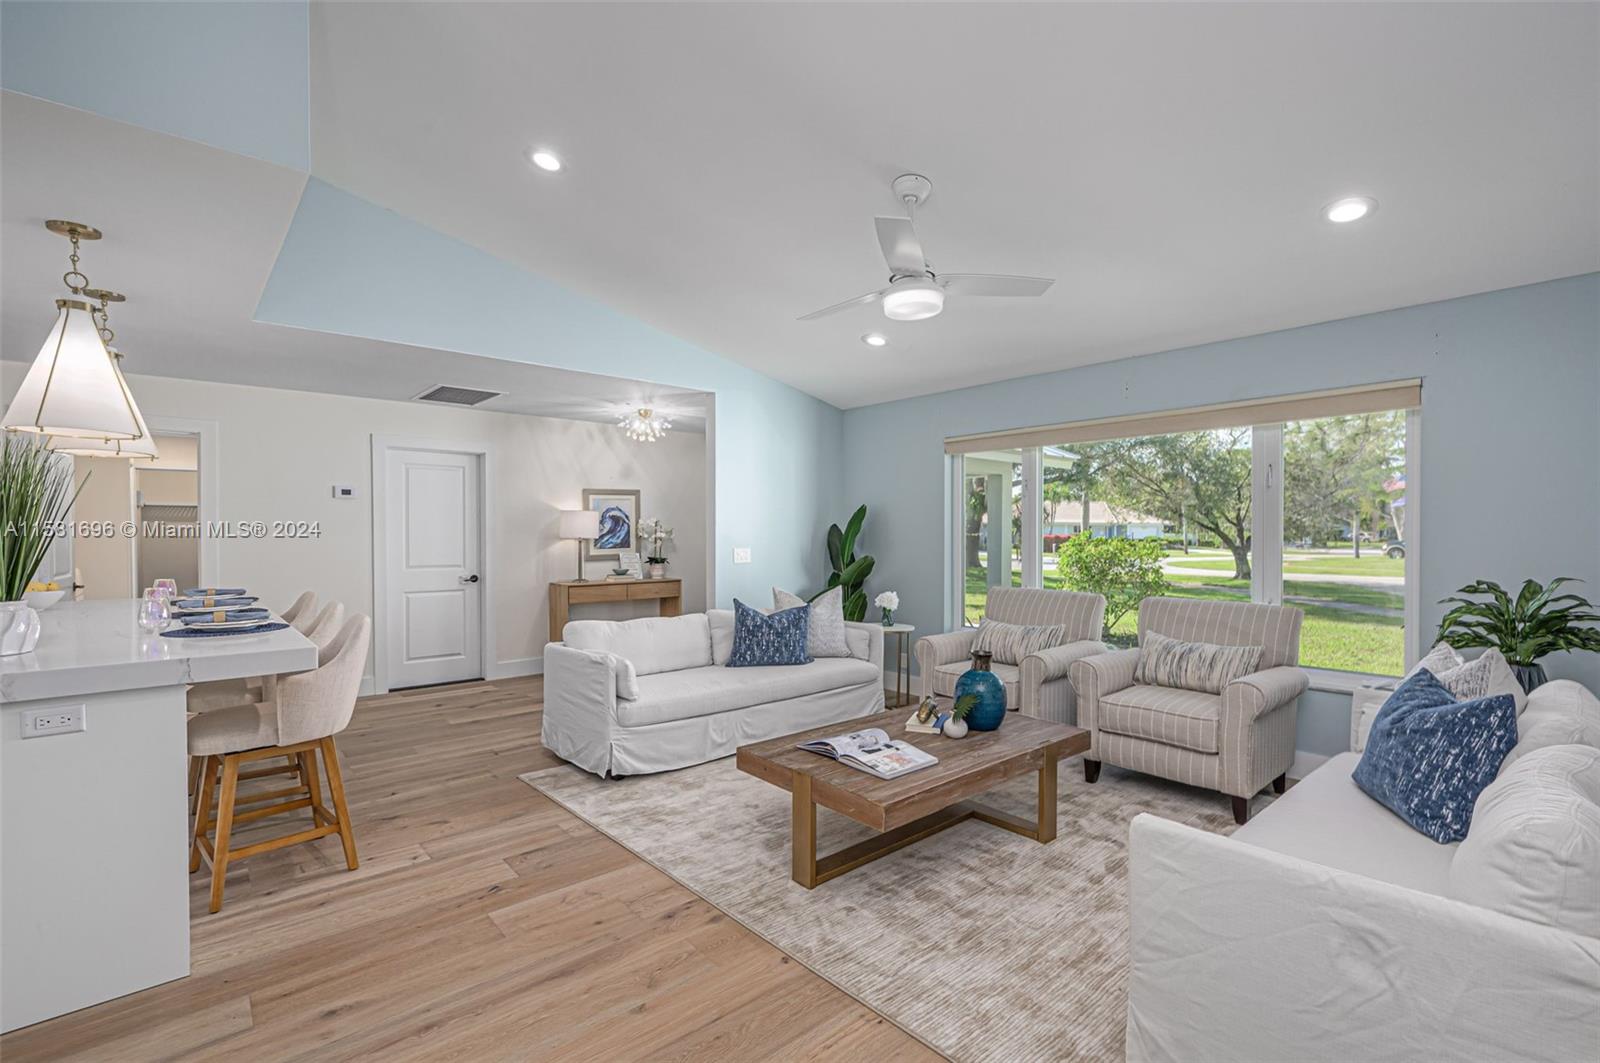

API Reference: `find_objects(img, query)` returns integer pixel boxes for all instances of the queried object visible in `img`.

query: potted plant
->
[639,517,673,579]
[1436,577,1600,692]
[1,434,86,655]
[943,693,977,738]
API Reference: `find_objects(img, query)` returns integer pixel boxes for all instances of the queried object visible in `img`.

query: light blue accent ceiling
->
[1,1,310,170]
[257,179,844,605]
[844,273,1600,755]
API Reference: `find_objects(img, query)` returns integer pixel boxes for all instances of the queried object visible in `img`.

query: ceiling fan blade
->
[796,289,883,321]
[875,216,927,277]
[940,274,1055,298]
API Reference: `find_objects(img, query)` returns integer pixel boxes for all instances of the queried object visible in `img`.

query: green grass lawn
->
[965,567,1403,675]
[1167,554,1405,578]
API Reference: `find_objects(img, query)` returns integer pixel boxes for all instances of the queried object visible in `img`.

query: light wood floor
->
[2,677,938,1062]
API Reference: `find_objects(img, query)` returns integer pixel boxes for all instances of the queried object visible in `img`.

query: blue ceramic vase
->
[954,650,1007,732]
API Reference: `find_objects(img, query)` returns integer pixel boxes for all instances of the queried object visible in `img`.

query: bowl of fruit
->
[23,581,66,611]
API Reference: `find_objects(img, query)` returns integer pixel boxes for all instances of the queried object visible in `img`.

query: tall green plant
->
[1436,578,1600,666]
[818,504,875,622]
[1,434,87,601]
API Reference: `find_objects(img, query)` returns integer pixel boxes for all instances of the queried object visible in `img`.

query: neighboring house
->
[1045,500,1166,540]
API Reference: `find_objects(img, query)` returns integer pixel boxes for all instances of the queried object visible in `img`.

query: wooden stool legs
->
[189,736,358,913]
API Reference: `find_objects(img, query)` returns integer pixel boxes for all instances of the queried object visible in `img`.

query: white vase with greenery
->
[1,435,86,655]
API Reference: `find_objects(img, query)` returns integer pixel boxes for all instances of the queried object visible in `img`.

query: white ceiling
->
[307,2,1599,408]
[0,93,707,430]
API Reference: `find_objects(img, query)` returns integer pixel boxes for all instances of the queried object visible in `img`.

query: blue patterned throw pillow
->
[1352,668,1517,843]
[727,599,812,667]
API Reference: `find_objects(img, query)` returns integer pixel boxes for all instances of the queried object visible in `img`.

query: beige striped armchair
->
[914,586,1107,724]
[1069,597,1308,824]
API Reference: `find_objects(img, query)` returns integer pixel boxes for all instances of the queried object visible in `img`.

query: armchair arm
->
[1219,665,1307,796]
[1020,640,1108,724]
[914,629,977,700]
[540,643,622,776]
[1068,647,1141,743]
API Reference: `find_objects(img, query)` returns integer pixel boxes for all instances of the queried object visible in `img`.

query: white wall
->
[18,372,709,686]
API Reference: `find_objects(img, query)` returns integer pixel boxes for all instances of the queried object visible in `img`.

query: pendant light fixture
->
[51,290,159,461]
[618,407,671,443]
[3,220,144,440]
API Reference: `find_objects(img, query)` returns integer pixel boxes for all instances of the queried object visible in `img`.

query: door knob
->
[460,574,480,584]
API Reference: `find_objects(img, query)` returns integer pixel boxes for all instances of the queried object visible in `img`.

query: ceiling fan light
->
[2,296,142,439]
[881,281,944,322]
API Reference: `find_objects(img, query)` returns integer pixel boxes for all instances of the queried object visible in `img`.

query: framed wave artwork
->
[580,488,639,563]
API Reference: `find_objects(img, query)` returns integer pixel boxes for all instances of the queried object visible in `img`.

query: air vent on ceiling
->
[413,385,503,407]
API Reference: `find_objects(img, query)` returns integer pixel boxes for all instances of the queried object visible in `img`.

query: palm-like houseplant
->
[817,504,875,622]
[1436,577,1600,692]
[1,434,86,653]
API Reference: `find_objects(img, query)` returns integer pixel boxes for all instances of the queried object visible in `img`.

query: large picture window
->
[947,384,1418,677]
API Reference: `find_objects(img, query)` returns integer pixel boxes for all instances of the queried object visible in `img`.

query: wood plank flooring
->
[1,677,939,1062]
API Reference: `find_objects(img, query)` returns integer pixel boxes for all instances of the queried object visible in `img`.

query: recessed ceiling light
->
[1323,195,1377,223]
[861,332,888,347]
[530,149,563,173]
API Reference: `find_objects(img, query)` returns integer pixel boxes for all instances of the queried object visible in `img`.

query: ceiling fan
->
[798,174,1054,323]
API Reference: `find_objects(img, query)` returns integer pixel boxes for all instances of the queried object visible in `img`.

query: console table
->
[548,578,683,643]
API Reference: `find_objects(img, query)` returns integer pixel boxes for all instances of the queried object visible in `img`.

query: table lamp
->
[559,509,600,582]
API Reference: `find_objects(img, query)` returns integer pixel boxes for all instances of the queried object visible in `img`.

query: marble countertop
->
[0,599,318,703]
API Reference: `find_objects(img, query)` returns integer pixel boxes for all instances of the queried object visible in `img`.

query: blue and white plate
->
[178,608,270,627]
[173,596,257,611]
[182,587,247,598]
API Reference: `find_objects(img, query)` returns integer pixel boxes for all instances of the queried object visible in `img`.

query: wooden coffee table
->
[736,709,1090,889]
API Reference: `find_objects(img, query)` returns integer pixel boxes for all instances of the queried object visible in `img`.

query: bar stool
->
[188,614,370,913]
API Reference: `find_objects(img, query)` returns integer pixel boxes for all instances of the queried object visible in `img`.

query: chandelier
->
[51,290,160,460]
[2,220,148,442]
[619,407,671,443]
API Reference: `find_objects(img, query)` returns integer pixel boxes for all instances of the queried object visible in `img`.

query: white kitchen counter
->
[1,599,318,1033]
[0,598,316,703]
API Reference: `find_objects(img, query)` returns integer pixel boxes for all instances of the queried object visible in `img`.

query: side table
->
[879,622,916,708]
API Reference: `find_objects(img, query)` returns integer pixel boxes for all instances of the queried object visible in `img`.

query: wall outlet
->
[22,705,86,738]
[332,484,359,499]
[733,547,752,564]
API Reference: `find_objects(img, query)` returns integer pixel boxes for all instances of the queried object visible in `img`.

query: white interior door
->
[383,447,483,689]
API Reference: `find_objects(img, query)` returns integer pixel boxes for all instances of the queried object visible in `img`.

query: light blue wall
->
[256,180,844,605]
[1,1,310,170]
[844,274,1600,756]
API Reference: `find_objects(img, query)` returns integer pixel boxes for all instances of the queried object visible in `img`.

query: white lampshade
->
[559,509,600,540]
[3,296,141,439]
[881,280,945,322]
[50,350,159,460]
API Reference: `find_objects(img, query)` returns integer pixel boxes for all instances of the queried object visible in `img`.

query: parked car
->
[1385,540,1406,559]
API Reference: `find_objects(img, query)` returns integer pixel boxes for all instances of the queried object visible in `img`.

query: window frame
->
[946,399,1420,679]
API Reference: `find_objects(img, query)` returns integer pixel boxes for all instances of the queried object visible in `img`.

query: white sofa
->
[1125,679,1600,1062]
[541,610,885,777]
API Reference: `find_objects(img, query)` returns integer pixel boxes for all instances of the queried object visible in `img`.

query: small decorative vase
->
[941,716,969,739]
[954,650,1007,731]
[646,562,666,579]
[1512,662,1548,694]
[0,602,41,656]
[881,607,894,627]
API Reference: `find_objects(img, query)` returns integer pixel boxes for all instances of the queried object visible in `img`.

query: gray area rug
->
[522,753,1249,1062]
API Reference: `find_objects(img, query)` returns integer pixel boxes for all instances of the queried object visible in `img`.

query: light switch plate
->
[22,704,86,738]
[733,547,752,564]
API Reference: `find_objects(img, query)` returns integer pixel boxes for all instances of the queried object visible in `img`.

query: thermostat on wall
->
[332,485,359,499]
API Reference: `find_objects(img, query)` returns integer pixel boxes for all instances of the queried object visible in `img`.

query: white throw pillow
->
[708,609,736,665]
[562,614,712,676]
[1501,680,1600,771]
[1450,744,1600,937]
[611,654,640,700]
[1435,649,1527,715]
[1408,642,1465,680]
[773,586,849,658]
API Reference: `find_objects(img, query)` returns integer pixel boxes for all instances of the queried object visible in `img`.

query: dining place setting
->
[139,580,291,639]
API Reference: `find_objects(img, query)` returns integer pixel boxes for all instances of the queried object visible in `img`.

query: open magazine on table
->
[796,727,937,779]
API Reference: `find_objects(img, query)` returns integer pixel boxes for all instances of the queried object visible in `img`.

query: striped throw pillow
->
[972,619,1068,665]
[1135,630,1263,694]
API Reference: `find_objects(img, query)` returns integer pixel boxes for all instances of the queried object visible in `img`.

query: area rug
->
[521,754,1251,1062]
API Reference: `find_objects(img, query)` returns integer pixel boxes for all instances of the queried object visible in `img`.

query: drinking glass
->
[138,588,171,633]
[153,579,178,601]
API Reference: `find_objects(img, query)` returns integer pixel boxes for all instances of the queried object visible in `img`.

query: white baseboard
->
[359,675,377,697]
[488,656,543,680]
[1289,750,1330,780]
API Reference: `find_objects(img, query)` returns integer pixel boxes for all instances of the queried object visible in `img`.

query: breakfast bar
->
[0,600,317,1032]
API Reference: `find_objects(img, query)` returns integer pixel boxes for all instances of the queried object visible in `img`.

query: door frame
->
[138,416,220,592]
[370,435,494,695]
